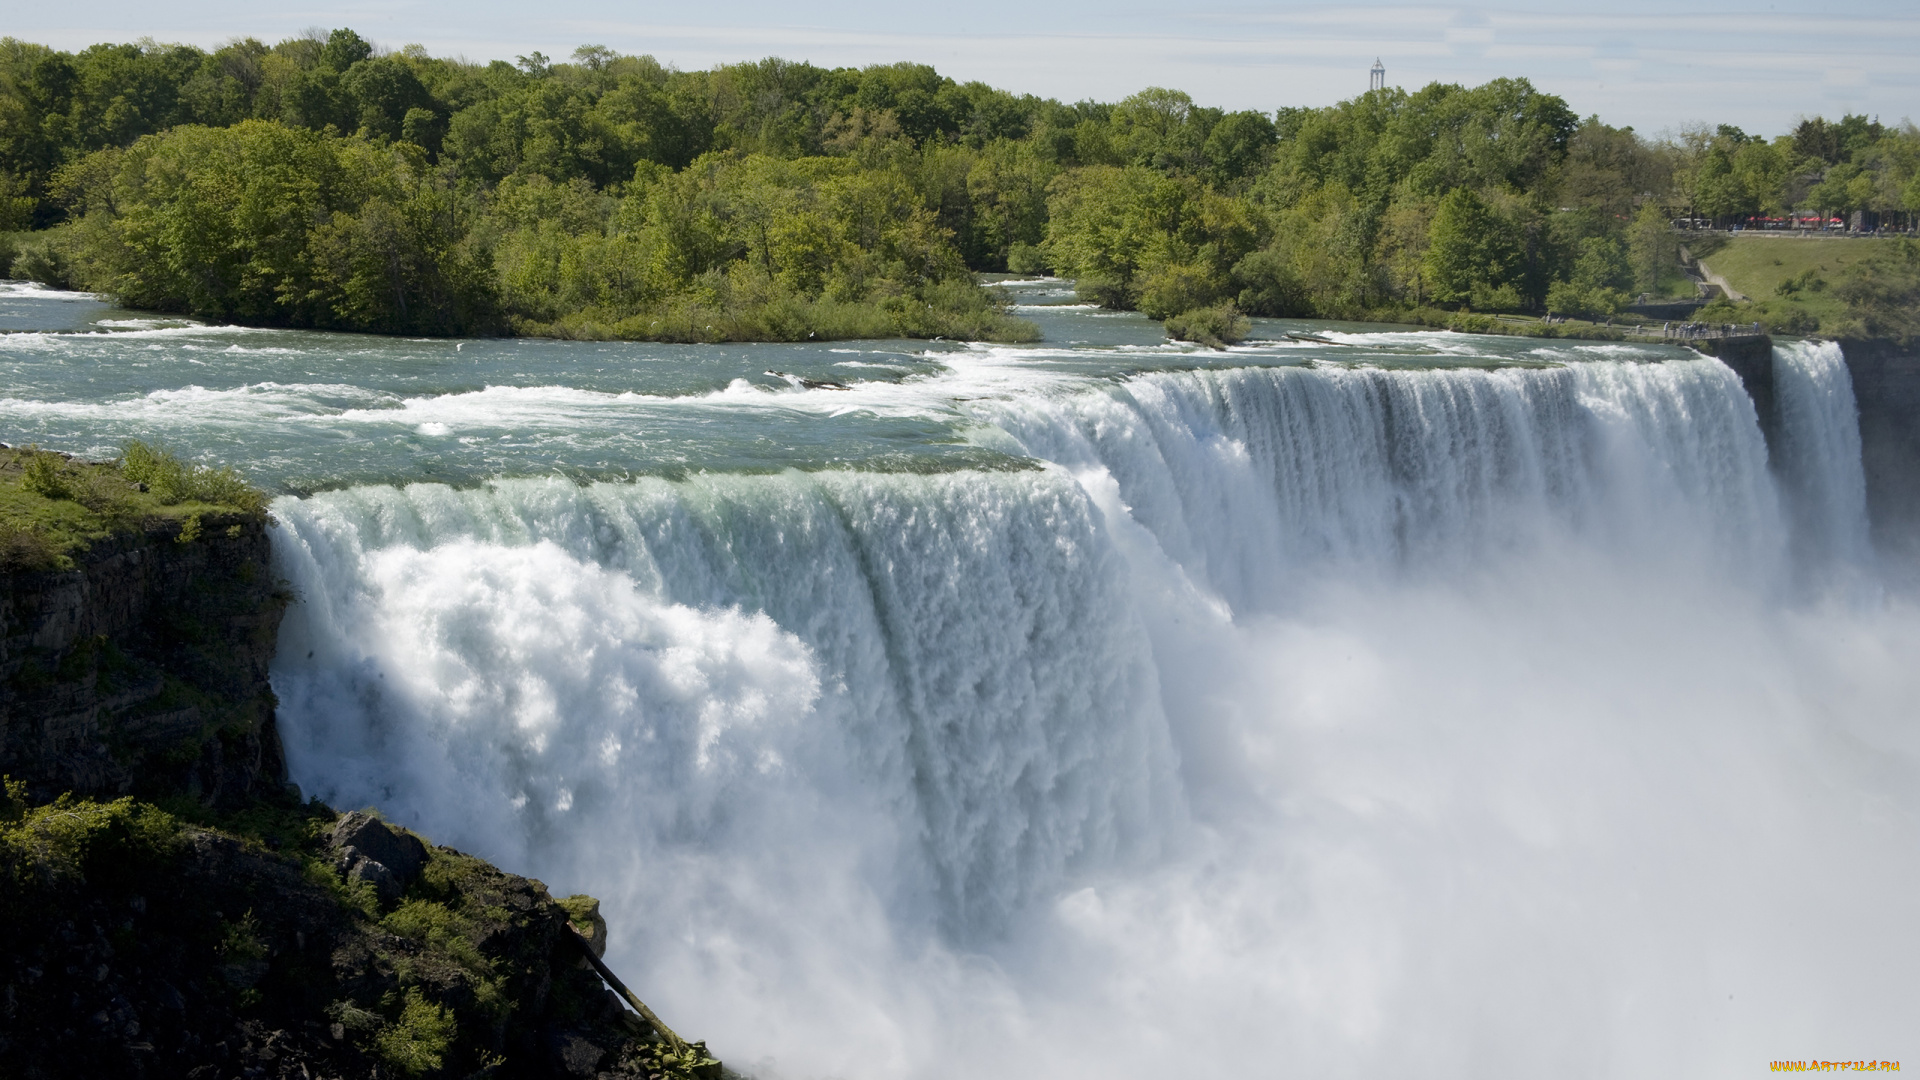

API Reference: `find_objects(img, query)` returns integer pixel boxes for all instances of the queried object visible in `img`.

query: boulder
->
[327,811,428,904]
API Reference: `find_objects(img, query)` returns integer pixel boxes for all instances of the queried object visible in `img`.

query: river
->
[2,278,1913,1077]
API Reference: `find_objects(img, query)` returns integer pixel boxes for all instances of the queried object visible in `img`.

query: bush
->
[1776,268,1828,297]
[1005,242,1047,275]
[1834,238,1920,344]
[373,988,458,1078]
[119,440,268,514]
[0,788,183,898]
[1750,300,1821,335]
[1138,263,1227,320]
[10,234,78,290]
[1165,304,1251,349]
[1546,280,1629,319]
[20,452,74,501]
[1467,281,1525,312]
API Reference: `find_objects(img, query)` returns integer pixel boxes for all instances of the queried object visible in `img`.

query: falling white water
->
[970,357,1785,610]
[260,347,1920,1079]
[271,469,1180,939]
[1772,339,1875,587]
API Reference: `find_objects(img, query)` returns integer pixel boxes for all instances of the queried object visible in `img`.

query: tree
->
[1546,235,1631,317]
[1043,164,1254,313]
[53,121,498,334]
[1835,238,1920,342]
[1202,110,1276,188]
[1626,202,1676,295]
[1424,186,1520,307]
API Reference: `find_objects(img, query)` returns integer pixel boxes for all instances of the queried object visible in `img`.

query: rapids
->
[2,278,1914,1077]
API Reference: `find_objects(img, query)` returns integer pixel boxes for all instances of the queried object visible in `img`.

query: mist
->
[268,342,1920,1077]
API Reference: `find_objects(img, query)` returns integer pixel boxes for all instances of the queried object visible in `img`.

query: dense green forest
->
[2,29,1917,340]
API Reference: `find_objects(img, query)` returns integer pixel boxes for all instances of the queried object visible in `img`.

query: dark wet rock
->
[327,811,429,907]
[0,517,286,805]
[0,796,704,1078]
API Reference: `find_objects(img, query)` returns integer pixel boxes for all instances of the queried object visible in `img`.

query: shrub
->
[1006,242,1047,275]
[1165,304,1251,349]
[373,987,458,1077]
[1546,280,1628,319]
[10,235,78,290]
[1750,300,1821,335]
[0,790,182,897]
[1775,268,1828,298]
[0,524,62,571]
[119,440,267,514]
[1834,238,1920,344]
[20,452,73,501]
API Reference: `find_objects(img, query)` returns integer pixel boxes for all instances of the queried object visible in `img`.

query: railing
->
[1649,321,1766,341]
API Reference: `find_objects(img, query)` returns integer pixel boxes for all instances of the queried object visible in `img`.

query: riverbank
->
[1344,305,1765,346]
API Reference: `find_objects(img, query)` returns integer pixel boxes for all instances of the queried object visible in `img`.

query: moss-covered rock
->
[0,445,285,806]
[0,783,718,1079]
[0,441,726,1078]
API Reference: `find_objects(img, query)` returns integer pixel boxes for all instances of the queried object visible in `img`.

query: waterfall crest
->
[272,468,1180,937]
[973,357,1784,611]
[268,346,1918,1079]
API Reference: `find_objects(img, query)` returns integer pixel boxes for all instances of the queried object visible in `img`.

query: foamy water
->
[3,281,1912,1076]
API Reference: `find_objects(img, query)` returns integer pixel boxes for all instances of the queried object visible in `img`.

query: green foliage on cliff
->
[2,783,713,1078]
[1834,237,1920,344]
[0,780,182,893]
[0,441,267,570]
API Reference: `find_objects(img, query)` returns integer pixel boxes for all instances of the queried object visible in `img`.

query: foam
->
[264,344,1919,1078]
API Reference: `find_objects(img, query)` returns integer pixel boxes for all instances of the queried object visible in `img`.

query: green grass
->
[1651,262,1699,300]
[1689,234,1896,330]
[0,442,268,571]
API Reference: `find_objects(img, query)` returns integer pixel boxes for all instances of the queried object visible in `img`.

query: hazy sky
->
[11,1,1917,136]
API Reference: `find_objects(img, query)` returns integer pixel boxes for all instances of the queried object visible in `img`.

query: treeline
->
[3,29,1918,339]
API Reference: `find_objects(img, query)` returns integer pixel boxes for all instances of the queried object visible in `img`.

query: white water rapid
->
[265,342,1920,1078]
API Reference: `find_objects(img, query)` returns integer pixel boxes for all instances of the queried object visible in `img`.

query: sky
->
[9,1,1918,137]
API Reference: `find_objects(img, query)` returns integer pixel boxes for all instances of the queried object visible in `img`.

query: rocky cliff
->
[1837,338,1920,568]
[0,448,723,1079]
[0,789,720,1079]
[0,514,287,805]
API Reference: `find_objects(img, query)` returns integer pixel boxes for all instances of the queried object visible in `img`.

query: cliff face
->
[0,796,714,1080]
[0,500,723,1079]
[1838,338,1920,567]
[0,515,286,804]
[1690,336,1777,447]
[1690,336,1920,573]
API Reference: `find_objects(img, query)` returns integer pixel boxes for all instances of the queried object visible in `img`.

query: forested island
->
[1,29,1917,342]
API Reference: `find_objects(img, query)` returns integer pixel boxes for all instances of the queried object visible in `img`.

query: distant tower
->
[1370,58,1386,92]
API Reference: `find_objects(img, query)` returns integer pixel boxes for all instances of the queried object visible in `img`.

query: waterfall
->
[971,357,1784,611]
[1772,339,1874,586]
[268,348,1920,1079]
[271,468,1181,939]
